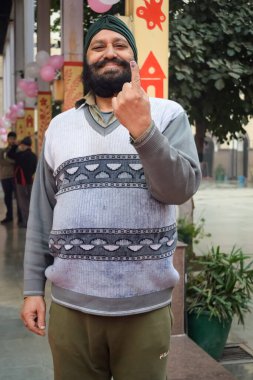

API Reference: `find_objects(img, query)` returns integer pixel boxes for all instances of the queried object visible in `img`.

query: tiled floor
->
[0,182,253,379]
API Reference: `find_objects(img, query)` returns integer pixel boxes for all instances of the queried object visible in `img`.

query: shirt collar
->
[75,92,96,110]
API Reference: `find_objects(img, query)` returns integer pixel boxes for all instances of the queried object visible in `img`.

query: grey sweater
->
[24,97,201,316]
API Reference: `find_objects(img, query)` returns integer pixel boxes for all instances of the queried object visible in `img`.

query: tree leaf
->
[215,79,225,90]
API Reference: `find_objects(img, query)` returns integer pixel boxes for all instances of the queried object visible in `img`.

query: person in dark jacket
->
[0,131,22,224]
[8,136,37,227]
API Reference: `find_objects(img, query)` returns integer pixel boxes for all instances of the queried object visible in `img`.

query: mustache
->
[91,58,130,70]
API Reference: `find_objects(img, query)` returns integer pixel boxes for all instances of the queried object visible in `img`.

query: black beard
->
[82,58,131,98]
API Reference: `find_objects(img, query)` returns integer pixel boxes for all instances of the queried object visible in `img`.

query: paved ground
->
[0,181,253,379]
[194,181,253,380]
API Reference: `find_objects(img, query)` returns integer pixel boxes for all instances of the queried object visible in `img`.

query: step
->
[168,335,237,380]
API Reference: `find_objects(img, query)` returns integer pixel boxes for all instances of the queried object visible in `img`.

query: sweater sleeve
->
[133,111,201,205]
[23,142,56,296]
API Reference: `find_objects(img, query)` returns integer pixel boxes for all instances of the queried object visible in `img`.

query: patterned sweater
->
[24,97,201,316]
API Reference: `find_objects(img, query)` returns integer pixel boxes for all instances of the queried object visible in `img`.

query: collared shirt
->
[75,92,116,128]
[75,91,154,143]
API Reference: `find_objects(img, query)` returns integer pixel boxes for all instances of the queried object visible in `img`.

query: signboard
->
[132,0,169,98]
[37,91,52,152]
[63,62,83,111]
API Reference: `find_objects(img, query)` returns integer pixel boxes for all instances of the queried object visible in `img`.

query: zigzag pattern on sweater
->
[54,155,147,194]
[49,225,177,261]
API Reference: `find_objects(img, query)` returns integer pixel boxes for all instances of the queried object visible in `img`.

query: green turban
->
[84,15,138,61]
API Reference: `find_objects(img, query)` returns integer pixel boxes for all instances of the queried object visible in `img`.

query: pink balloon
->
[1,135,7,143]
[5,112,12,120]
[0,128,7,135]
[17,101,24,109]
[88,0,112,13]
[23,80,38,98]
[48,55,64,70]
[25,87,38,98]
[10,113,17,123]
[40,64,56,82]
[18,79,28,91]
[10,104,19,114]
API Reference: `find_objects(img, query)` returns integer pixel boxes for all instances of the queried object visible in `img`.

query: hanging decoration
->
[40,64,56,82]
[48,55,64,70]
[100,0,120,4]
[16,51,64,102]
[87,0,113,13]
[0,102,25,143]
[35,50,50,67]
[1,51,64,143]
[18,79,39,98]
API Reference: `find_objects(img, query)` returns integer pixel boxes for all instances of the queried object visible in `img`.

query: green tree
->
[169,0,253,160]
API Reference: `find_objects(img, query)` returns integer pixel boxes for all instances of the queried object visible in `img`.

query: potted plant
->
[186,245,253,360]
[215,164,226,181]
[177,217,211,264]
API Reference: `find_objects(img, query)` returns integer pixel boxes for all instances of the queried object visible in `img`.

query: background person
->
[0,131,22,224]
[8,136,37,228]
[21,15,201,380]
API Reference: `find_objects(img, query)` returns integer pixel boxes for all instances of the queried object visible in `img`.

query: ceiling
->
[0,0,13,55]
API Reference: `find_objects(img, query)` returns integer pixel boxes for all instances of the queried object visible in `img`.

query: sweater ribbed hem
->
[51,284,173,316]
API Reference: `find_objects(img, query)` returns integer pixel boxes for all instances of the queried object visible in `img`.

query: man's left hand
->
[112,61,152,139]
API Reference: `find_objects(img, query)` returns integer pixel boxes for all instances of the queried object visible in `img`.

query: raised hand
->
[112,61,152,140]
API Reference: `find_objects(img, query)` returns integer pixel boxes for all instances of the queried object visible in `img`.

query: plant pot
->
[187,311,232,360]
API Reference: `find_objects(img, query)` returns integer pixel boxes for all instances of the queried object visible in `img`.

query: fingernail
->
[39,325,46,330]
[130,61,136,68]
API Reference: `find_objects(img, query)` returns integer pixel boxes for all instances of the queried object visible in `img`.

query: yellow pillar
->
[125,0,169,99]
[37,0,52,152]
[24,108,36,151]
[16,117,26,141]
[61,0,84,111]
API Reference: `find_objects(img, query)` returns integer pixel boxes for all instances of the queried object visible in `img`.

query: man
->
[8,136,37,227]
[21,15,201,380]
[0,131,21,224]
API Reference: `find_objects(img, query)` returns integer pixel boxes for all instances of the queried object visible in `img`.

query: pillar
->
[23,0,36,149]
[125,0,169,99]
[15,0,25,140]
[37,0,52,152]
[61,0,83,111]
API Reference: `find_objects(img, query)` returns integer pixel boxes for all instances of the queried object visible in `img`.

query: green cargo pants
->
[48,302,173,380]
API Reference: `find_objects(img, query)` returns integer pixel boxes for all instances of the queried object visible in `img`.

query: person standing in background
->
[7,136,37,228]
[0,131,22,224]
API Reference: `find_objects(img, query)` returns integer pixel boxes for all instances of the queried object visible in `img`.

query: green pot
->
[187,311,232,360]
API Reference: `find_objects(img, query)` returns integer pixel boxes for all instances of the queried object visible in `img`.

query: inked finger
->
[130,61,141,89]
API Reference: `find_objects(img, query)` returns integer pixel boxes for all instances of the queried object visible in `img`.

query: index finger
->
[130,61,141,89]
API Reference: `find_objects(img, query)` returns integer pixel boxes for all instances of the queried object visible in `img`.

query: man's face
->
[7,136,16,146]
[84,30,134,98]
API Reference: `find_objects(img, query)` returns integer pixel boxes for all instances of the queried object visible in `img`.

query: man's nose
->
[103,45,117,59]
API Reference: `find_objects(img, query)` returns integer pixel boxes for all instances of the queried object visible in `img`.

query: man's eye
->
[93,46,104,51]
[115,44,127,49]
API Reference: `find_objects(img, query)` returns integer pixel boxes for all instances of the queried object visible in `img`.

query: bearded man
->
[21,15,201,380]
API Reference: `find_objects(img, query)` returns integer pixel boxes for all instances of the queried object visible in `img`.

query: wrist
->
[130,121,154,143]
